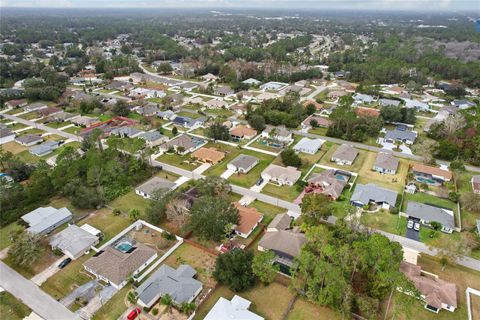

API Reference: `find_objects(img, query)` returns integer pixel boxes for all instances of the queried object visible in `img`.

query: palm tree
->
[160,294,173,312]
[180,302,196,315]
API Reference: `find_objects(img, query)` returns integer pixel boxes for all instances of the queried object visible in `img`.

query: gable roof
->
[411,164,452,181]
[374,152,399,171]
[229,155,259,171]
[293,137,324,153]
[136,264,202,307]
[161,134,196,151]
[406,202,455,229]
[262,164,301,184]
[351,183,398,207]
[234,204,263,235]
[192,147,225,163]
[15,134,43,145]
[268,213,291,230]
[229,125,257,138]
[259,229,306,259]
[307,169,347,199]
[385,129,417,142]
[22,207,73,234]
[204,295,264,320]
[136,177,176,196]
[331,144,358,162]
[49,225,98,257]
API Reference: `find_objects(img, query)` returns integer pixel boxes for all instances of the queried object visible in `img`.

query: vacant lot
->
[0,222,25,250]
[361,210,407,235]
[109,190,150,215]
[0,291,31,320]
[287,298,340,320]
[156,152,202,171]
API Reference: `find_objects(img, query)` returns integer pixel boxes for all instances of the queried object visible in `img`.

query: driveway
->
[193,163,211,174]
[61,280,99,308]
[78,284,117,319]
[31,255,67,285]
[0,261,78,320]
[220,168,235,179]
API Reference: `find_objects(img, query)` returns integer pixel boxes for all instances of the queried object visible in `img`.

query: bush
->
[152,308,159,316]
[112,208,121,216]
[448,192,459,203]
[161,231,176,241]
[389,207,399,215]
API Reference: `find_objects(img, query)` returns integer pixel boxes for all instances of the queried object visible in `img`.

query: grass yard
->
[109,190,150,215]
[382,254,480,320]
[63,126,82,135]
[360,210,407,235]
[248,200,287,225]
[156,152,202,171]
[249,139,282,153]
[48,196,92,220]
[19,112,38,120]
[80,208,132,246]
[308,126,329,136]
[0,291,31,320]
[287,298,340,320]
[7,122,27,130]
[19,128,44,135]
[201,142,241,177]
[357,153,409,193]
[41,254,95,300]
[228,151,275,188]
[319,144,367,173]
[106,137,145,154]
[162,243,217,287]
[0,222,25,250]
[1,141,27,154]
[205,108,234,118]
[195,282,295,320]
[92,285,131,320]
[6,108,23,115]
[262,183,302,202]
[45,121,71,129]
[3,242,59,279]
[177,110,202,119]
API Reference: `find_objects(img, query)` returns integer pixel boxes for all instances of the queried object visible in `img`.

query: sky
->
[0,0,478,11]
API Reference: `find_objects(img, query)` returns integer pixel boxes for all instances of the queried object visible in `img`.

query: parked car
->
[127,308,141,320]
[414,222,420,231]
[407,220,414,229]
[58,258,72,269]
[256,178,264,186]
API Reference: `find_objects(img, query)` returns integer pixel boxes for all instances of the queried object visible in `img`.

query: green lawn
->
[7,122,28,130]
[0,291,31,320]
[205,108,234,118]
[41,254,95,300]
[249,140,282,153]
[109,190,150,215]
[45,121,71,129]
[0,223,24,250]
[80,208,132,246]
[177,110,202,119]
[228,152,275,188]
[106,137,145,154]
[402,192,456,212]
[361,210,407,235]
[308,127,329,136]
[156,152,201,171]
[318,144,367,173]
[19,112,38,120]
[287,298,340,320]
[262,183,302,202]
[248,200,286,225]
[63,126,82,134]
[92,285,131,320]
[201,143,241,177]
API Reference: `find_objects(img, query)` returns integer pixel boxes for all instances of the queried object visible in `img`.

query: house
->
[261,164,301,186]
[400,261,457,313]
[293,137,325,155]
[84,241,157,289]
[227,155,259,174]
[136,105,160,117]
[49,225,99,259]
[472,176,480,194]
[260,81,287,92]
[379,98,401,107]
[331,144,359,166]
[403,99,430,111]
[157,110,176,121]
[255,92,280,102]
[411,164,452,185]
[160,134,204,155]
[384,129,417,145]
[214,86,234,96]
[304,169,348,201]
[258,213,306,270]
[452,99,475,110]
[355,107,381,118]
[176,82,198,91]
[204,295,264,320]
[242,78,261,86]
[353,93,374,104]
[24,102,48,112]
[201,73,219,82]
[109,126,143,138]
[350,183,398,209]
[50,111,78,122]
[205,99,228,109]
[36,106,62,118]
[229,125,257,141]
[327,90,348,99]
[172,116,205,129]
[373,152,399,174]
[29,140,62,157]
[301,114,330,130]
[136,264,203,308]
[15,134,43,146]
[71,116,99,127]
[192,147,225,164]
[135,177,176,199]
[234,204,263,238]
[405,202,455,233]
[261,125,293,146]
[138,131,168,147]
[4,99,27,109]
[230,103,247,115]
[105,80,134,92]
[0,128,15,144]
[21,207,73,235]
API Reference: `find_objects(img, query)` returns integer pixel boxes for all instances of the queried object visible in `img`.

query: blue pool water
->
[416,177,436,185]
[116,242,133,252]
[335,174,348,181]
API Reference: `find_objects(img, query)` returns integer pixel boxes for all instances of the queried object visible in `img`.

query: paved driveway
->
[31,255,66,285]
[220,168,235,179]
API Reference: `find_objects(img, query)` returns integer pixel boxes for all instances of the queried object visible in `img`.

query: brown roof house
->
[192,147,225,164]
[303,169,348,201]
[84,240,157,289]
[373,152,399,175]
[234,204,263,238]
[230,125,257,141]
[258,213,306,272]
[471,175,480,194]
[331,144,359,166]
[301,114,330,130]
[411,164,452,185]
[400,261,457,314]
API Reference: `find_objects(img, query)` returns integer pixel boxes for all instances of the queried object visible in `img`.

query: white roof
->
[293,137,325,152]
[49,225,98,257]
[204,295,264,320]
[22,207,73,234]
[80,224,102,236]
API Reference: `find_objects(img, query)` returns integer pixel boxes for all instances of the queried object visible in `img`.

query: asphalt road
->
[0,261,78,320]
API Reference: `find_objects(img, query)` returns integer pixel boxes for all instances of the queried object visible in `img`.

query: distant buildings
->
[22,207,73,235]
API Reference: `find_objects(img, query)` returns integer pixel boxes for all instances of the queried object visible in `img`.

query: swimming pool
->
[335,174,348,181]
[115,241,133,253]
[416,177,436,185]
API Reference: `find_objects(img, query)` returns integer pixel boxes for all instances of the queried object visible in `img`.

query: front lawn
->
[156,152,202,171]
[0,222,24,250]
[0,141,27,155]
[228,151,275,188]
[45,121,71,129]
[106,137,145,154]
[91,284,131,320]
[63,126,82,135]
[0,291,31,320]
[360,210,407,235]
[248,200,286,225]
[7,122,27,130]
[262,183,302,202]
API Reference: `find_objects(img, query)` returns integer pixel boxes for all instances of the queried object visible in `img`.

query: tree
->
[460,192,480,213]
[213,250,255,292]
[157,63,173,75]
[128,208,140,221]
[195,176,231,198]
[188,196,239,241]
[442,113,465,139]
[206,122,230,141]
[252,250,279,285]
[429,232,477,269]
[112,100,129,117]
[160,294,173,312]
[145,190,174,225]
[172,127,178,135]
[248,114,266,132]
[416,139,438,164]
[280,148,302,167]
[180,302,196,315]
[300,193,331,225]
[8,233,44,267]
[165,196,190,230]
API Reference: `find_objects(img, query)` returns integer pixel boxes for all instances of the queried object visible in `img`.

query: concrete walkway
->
[0,261,78,320]
[31,255,66,286]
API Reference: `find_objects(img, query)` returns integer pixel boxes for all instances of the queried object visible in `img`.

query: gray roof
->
[267,213,291,230]
[49,225,98,257]
[259,229,306,259]
[136,264,202,307]
[351,183,398,207]
[374,152,399,171]
[331,144,358,162]
[161,134,197,151]
[229,155,259,171]
[29,140,61,156]
[15,134,43,145]
[138,131,166,143]
[22,207,73,234]
[0,128,14,138]
[379,98,401,107]
[385,129,417,143]
[406,202,455,229]
[136,177,176,196]
[110,126,143,137]
[353,93,374,103]
[293,137,324,153]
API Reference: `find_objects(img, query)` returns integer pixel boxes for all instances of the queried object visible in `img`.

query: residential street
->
[0,261,78,320]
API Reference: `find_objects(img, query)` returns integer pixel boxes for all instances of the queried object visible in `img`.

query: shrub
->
[152,308,159,316]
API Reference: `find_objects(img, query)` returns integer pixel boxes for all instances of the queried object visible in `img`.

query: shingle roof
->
[331,144,358,163]
[22,207,73,234]
[49,225,98,257]
[267,213,291,230]
[351,183,398,207]
[293,137,324,153]
[406,202,455,229]
[385,129,417,142]
[262,164,301,184]
[136,177,176,196]
[235,204,263,235]
[412,164,452,181]
[229,155,259,171]
[307,169,347,199]
[192,147,225,163]
[259,229,306,259]
[374,152,399,171]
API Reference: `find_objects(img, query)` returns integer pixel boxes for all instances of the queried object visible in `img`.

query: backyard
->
[287,298,340,320]
[80,208,132,246]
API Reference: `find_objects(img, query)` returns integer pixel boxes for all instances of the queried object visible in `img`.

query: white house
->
[293,137,325,155]
[204,295,264,320]
[261,164,301,186]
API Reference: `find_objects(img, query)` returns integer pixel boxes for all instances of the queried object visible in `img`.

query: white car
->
[414,222,420,231]
[407,220,414,229]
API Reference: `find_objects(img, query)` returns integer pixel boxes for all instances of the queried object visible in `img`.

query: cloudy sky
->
[0,0,478,10]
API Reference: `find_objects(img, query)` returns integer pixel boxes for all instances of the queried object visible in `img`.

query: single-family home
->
[71,116,99,127]
[384,129,417,145]
[204,295,264,320]
[230,103,248,115]
[355,107,381,118]
[304,169,348,201]
[293,137,325,155]
[205,99,229,109]
[214,86,234,96]
[452,99,475,110]
[234,204,263,238]
[255,92,280,102]
[135,177,176,199]
[403,99,430,112]
[105,80,134,92]
[261,164,301,186]
[29,140,62,157]
[373,152,399,174]
[327,90,348,99]
[258,213,305,271]
[49,225,99,259]
[242,78,262,86]
[50,111,78,122]
[405,202,455,233]
[160,134,204,155]
[21,207,73,235]
[109,126,144,138]
[136,264,203,308]
[24,102,48,112]
[379,98,401,107]
[36,106,62,118]
[400,261,457,313]
[261,125,293,146]
[136,105,160,117]
[411,164,452,185]
[353,93,374,104]
[229,125,257,141]
[14,134,43,147]
[201,73,219,82]
[84,241,157,289]
[138,131,168,147]
[4,99,28,109]
[227,155,259,174]
[331,144,359,166]
[472,176,480,194]
[301,114,330,130]
[192,147,225,164]
[0,128,15,144]
[172,116,205,129]
[350,183,398,209]
[260,81,287,92]
[157,110,177,121]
